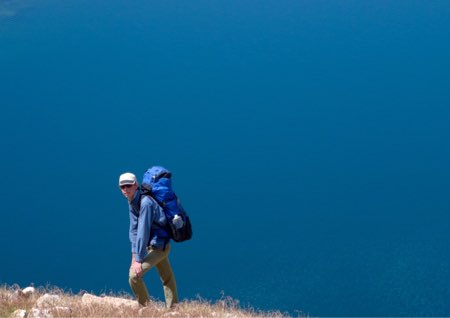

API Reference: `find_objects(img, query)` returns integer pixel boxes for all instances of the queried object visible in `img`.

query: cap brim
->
[119,181,136,186]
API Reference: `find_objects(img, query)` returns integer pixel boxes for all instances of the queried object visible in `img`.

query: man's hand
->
[131,260,143,277]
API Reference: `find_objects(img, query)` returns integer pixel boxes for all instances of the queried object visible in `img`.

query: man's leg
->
[128,266,150,306]
[155,245,178,308]
[128,246,170,306]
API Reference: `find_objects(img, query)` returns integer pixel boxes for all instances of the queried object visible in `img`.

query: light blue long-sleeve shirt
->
[128,189,169,262]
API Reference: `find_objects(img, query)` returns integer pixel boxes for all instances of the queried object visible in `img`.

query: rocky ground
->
[1,285,289,317]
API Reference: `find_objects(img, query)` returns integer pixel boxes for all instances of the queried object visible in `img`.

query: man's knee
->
[129,271,140,286]
[160,270,174,286]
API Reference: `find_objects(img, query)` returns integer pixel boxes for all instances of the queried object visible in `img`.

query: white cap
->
[118,172,137,186]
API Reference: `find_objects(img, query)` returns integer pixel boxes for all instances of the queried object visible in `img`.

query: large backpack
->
[141,166,192,243]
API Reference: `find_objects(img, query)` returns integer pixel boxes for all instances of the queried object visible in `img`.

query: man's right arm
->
[129,207,138,254]
[129,211,143,276]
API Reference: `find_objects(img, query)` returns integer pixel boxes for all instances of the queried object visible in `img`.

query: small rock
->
[21,286,36,299]
[10,309,27,318]
[82,293,139,309]
[23,286,36,296]
[28,305,72,318]
[163,311,181,317]
[36,293,62,308]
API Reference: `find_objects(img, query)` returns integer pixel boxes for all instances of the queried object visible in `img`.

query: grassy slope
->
[0,285,289,317]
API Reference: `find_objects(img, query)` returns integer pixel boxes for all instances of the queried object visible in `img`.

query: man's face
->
[120,183,138,201]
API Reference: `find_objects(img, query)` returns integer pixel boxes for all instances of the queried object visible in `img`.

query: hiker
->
[118,172,178,308]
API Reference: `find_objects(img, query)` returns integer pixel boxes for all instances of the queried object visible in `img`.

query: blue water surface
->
[1,1,450,316]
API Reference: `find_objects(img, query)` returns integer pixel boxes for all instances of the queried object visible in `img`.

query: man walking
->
[118,172,178,308]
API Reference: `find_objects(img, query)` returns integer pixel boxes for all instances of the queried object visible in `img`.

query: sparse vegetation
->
[1,284,292,317]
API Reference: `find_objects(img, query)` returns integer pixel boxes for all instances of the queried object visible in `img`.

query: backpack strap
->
[137,191,170,244]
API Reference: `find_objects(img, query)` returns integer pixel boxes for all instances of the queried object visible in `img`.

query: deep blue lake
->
[1,1,450,316]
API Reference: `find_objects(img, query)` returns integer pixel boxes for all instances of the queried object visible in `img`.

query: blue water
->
[1,1,450,316]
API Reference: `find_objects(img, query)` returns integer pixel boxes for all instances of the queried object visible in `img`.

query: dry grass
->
[1,284,292,317]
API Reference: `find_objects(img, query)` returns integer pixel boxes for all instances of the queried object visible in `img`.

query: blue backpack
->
[141,166,192,243]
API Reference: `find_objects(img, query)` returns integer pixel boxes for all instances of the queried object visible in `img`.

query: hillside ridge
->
[1,284,292,317]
